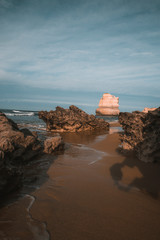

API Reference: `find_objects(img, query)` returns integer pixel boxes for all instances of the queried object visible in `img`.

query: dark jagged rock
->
[119,107,160,162]
[0,112,42,194]
[0,112,42,164]
[43,134,64,154]
[0,112,64,197]
[39,105,109,132]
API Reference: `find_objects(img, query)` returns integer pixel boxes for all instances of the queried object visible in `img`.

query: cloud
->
[0,0,13,8]
[0,0,160,98]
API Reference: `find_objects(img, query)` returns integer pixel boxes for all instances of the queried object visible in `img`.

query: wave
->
[13,110,21,113]
[4,112,35,116]
[18,123,45,129]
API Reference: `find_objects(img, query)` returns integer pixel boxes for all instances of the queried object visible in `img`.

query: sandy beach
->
[1,0,160,238]
[0,129,160,240]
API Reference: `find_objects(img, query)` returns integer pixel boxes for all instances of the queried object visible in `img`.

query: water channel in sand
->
[0,129,160,240]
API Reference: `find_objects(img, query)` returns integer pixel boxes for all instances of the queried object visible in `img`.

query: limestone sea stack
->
[96,93,120,116]
[119,107,160,162]
[39,105,109,132]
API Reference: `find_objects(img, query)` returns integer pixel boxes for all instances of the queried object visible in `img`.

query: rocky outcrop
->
[142,107,157,113]
[0,112,42,194]
[39,105,109,132]
[0,112,65,197]
[119,107,160,162]
[0,112,42,164]
[44,134,64,154]
[96,93,120,116]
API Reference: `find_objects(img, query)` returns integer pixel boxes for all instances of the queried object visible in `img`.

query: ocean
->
[1,94,160,240]
[0,108,119,132]
[0,109,46,131]
[0,93,159,130]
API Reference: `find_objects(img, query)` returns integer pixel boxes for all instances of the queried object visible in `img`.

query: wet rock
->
[39,105,109,132]
[0,112,42,195]
[0,112,42,164]
[119,107,160,162]
[44,134,64,154]
[96,93,120,116]
[0,166,23,196]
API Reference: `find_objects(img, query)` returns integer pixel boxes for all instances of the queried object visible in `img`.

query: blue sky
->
[0,0,160,108]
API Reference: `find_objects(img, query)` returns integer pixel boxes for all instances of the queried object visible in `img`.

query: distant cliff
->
[96,93,120,116]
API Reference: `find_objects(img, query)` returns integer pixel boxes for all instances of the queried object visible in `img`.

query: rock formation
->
[119,107,160,162]
[43,134,64,154]
[96,93,120,116]
[0,112,64,195]
[39,105,109,132]
[0,112,42,194]
[0,112,42,164]
[142,107,157,113]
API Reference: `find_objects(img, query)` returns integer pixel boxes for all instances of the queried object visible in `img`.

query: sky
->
[0,0,160,110]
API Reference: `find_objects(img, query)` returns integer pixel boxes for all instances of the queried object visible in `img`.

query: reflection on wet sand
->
[110,152,160,198]
[0,130,160,240]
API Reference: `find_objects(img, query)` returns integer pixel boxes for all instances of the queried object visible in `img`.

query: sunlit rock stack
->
[96,93,120,116]
[119,107,160,162]
[39,105,109,132]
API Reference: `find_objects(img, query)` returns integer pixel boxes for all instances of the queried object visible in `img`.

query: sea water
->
[0,92,159,129]
[0,108,119,132]
[0,109,45,131]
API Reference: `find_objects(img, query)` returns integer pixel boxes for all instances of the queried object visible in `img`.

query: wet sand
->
[1,131,160,240]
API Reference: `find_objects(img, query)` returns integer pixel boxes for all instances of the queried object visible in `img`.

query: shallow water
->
[0,109,45,131]
[0,133,107,240]
[0,108,160,240]
[0,131,160,240]
[0,108,117,135]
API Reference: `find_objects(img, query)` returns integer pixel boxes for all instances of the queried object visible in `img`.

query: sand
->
[32,131,160,240]
[0,130,160,240]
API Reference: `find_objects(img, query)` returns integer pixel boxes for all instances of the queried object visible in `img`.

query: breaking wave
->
[4,110,35,117]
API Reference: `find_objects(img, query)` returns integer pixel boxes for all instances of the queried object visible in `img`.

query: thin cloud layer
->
[0,0,160,97]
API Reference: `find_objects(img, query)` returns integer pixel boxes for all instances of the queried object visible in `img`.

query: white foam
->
[26,194,36,212]
[13,110,21,113]
[5,112,34,116]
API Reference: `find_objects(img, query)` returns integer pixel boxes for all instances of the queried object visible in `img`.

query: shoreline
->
[1,130,160,239]
[91,131,160,197]
[31,130,160,240]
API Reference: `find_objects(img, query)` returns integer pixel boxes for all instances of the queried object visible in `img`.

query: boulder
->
[96,93,120,116]
[39,105,109,132]
[0,112,42,164]
[119,107,160,162]
[44,134,64,154]
[0,112,42,194]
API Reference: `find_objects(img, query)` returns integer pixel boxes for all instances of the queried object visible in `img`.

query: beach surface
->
[0,129,160,240]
